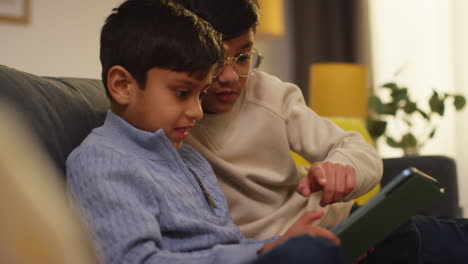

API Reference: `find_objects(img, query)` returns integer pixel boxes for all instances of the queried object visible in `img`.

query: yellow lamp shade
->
[309,63,369,119]
[257,0,284,37]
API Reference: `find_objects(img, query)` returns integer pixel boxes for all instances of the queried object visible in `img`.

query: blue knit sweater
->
[66,111,265,264]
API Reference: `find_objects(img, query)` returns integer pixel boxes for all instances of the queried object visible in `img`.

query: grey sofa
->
[0,65,109,174]
[0,64,462,218]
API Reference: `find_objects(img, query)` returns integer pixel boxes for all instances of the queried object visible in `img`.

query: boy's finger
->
[298,164,325,196]
[296,175,312,196]
[312,228,341,246]
[332,170,346,203]
[345,168,356,195]
[310,163,327,186]
[296,210,325,225]
[320,172,335,207]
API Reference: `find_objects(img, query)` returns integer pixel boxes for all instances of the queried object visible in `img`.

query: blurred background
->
[0,0,467,217]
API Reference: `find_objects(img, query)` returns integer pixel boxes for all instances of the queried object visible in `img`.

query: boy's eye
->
[176,90,189,97]
[237,53,251,63]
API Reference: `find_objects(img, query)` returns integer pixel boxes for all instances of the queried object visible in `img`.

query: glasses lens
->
[235,50,262,77]
[212,50,263,79]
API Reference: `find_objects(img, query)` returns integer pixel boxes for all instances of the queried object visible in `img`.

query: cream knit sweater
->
[186,71,383,239]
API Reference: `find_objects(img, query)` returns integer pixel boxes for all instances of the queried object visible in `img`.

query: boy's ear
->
[107,65,136,105]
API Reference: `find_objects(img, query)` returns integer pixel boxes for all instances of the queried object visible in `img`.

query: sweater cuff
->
[213,243,263,264]
[325,150,356,169]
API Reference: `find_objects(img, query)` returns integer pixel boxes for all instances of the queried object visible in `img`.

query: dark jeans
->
[253,215,468,264]
[254,235,345,264]
[364,215,468,264]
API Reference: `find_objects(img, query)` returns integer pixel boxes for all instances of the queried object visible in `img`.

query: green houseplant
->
[367,81,466,156]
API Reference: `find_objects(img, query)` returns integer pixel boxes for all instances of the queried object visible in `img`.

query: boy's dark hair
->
[171,0,259,40]
[100,0,224,97]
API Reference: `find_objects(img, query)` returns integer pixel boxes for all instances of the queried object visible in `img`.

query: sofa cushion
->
[0,65,109,175]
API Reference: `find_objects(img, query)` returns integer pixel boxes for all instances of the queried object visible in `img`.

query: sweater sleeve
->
[66,147,262,264]
[281,81,383,200]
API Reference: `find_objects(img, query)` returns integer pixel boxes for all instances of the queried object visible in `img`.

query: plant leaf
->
[382,82,398,90]
[429,91,445,115]
[391,88,408,104]
[381,102,398,115]
[454,95,466,110]
[368,95,384,113]
[403,101,417,114]
[429,128,436,138]
[386,137,401,148]
[401,133,418,148]
[416,108,430,120]
[366,120,387,139]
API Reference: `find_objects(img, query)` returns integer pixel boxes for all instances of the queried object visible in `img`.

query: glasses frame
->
[213,48,263,78]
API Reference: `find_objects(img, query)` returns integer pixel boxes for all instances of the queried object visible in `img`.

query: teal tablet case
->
[333,167,444,263]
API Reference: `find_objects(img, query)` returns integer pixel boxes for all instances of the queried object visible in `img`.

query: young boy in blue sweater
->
[66,0,345,263]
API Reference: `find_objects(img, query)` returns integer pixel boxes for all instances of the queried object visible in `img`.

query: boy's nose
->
[187,98,203,121]
[216,62,239,83]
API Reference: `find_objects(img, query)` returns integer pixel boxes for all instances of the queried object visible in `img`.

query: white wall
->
[0,0,123,78]
[0,0,293,82]
[454,0,468,217]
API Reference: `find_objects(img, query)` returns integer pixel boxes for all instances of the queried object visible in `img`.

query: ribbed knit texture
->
[66,111,264,264]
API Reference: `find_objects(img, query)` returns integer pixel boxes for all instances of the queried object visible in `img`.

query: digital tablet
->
[333,167,444,263]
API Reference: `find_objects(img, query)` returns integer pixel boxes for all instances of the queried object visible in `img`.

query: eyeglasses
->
[213,49,263,78]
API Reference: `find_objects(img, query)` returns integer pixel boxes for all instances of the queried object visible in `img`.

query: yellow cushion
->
[291,151,310,167]
[354,183,381,205]
[327,117,374,146]
[291,117,380,205]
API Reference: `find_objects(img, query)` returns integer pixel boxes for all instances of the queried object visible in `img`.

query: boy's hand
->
[296,162,356,207]
[258,210,340,253]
